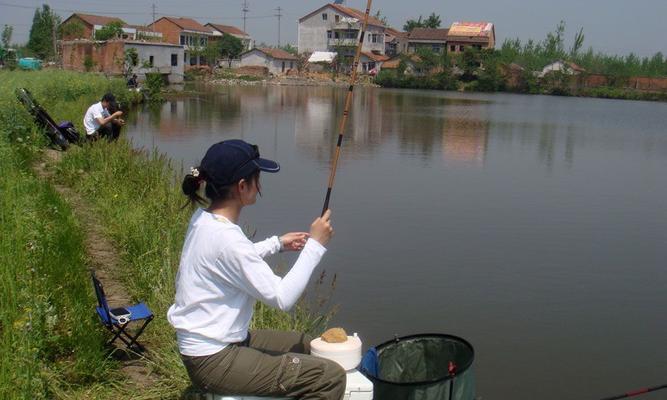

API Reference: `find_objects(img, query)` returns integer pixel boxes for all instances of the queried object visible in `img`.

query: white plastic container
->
[207,369,373,400]
[309,333,362,371]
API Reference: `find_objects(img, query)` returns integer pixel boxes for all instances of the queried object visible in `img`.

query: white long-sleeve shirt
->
[167,208,327,356]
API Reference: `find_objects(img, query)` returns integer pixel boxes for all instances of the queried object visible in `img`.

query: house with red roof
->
[240,47,298,75]
[298,3,388,57]
[60,13,161,41]
[206,23,253,51]
[149,16,214,66]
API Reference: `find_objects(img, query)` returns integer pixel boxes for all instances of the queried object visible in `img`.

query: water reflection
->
[125,86,667,400]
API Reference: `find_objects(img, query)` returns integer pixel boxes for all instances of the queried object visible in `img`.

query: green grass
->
[0,126,122,399]
[1,70,336,398]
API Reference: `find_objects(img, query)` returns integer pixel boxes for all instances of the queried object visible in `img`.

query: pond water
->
[126,85,667,400]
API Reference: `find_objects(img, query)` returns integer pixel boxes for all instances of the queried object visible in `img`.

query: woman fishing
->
[167,139,346,399]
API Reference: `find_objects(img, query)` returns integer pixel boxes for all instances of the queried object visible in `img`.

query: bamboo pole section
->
[322,0,374,215]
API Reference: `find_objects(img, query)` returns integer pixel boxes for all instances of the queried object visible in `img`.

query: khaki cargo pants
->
[181,330,346,400]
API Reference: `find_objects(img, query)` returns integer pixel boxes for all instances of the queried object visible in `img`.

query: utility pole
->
[242,0,249,34]
[275,7,282,47]
[152,3,156,31]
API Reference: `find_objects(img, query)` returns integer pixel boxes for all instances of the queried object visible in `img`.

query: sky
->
[1,0,666,57]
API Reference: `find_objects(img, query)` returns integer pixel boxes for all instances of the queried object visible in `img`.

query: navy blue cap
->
[200,139,280,187]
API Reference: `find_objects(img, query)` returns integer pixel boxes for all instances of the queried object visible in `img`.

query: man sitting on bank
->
[83,93,125,141]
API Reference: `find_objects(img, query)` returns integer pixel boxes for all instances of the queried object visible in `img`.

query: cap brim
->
[253,158,280,173]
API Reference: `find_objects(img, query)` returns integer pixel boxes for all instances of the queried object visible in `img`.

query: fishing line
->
[321,0,373,216]
[598,383,667,400]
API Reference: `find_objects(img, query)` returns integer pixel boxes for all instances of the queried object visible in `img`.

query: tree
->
[59,20,85,39]
[423,13,441,29]
[403,16,423,32]
[94,21,124,40]
[2,25,13,49]
[279,43,298,55]
[27,4,61,60]
[570,27,585,57]
[373,10,389,26]
[219,34,244,67]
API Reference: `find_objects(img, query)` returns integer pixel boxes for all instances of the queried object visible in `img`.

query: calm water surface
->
[126,86,667,400]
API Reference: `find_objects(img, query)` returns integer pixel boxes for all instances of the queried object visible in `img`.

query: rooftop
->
[252,48,298,60]
[64,13,125,27]
[154,17,213,34]
[408,28,450,41]
[206,23,250,37]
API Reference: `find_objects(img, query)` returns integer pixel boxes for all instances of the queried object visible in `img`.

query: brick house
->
[298,3,387,57]
[60,13,123,40]
[61,40,184,83]
[407,28,449,54]
[60,13,161,41]
[206,23,253,51]
[149,17,214,66]
[446,22,495,53]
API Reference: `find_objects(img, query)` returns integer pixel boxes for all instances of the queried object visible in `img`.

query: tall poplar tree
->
[27,4,61,59]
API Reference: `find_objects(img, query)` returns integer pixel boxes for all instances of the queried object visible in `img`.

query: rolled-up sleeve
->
[253,236,281,258]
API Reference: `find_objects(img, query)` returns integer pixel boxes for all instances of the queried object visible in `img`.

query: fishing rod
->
[321,0,373,216]
[598,383,667,400]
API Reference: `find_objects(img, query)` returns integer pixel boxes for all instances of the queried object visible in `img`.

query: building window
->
[327,30,332,39]
[290,61,294,69]
[200,36,206,46]
[432,45,441,52]
[322,13,327,20]
[459,45,465,51]
[190,55,197,65]
[345,30,356,39]
[335,15,340,23]
[450,45,456,52]
[184,53,187,62]
[149,56,154,67]
[171,54,178,66]
[334,31,340,39]
[180,35,185,45]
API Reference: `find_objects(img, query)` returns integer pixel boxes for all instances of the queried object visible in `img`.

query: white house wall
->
[241,51,295,74]
[298,5,385,54]
[125,42,184,83]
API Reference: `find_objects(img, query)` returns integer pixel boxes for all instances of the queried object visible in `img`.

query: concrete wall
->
[298,5,385,54]
[241,50,295,75]
[125,42,184,83]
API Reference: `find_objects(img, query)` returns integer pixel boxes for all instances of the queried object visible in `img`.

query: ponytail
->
[181,167,206,207]
[181,167,262,209]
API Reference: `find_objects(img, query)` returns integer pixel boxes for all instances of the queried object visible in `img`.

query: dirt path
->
[34,148,157,389]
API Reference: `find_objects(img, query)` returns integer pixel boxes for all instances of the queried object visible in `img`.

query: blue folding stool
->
[91,271,154,351]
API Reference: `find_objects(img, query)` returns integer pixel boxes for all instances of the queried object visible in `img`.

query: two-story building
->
[407,28,449,54]
[446,22,495,53]
[149,17,214,66]
[60,13,161,41]
[298,3,387,60]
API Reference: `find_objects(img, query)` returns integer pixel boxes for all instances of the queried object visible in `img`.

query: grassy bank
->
[1,70,334,398]
[0,71,136,399]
